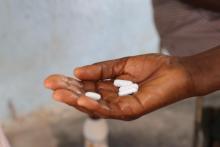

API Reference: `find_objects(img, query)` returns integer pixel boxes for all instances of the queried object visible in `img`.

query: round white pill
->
[119,83,139,92]
[114,79,133,87]
[85,92,101,100]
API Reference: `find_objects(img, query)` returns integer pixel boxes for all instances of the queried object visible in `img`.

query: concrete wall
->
[0,0,159,119]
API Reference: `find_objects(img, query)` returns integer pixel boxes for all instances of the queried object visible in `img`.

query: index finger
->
[74,57,128,81]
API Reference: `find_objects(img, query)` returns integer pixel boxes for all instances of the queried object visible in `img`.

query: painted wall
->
[0,0,159,119]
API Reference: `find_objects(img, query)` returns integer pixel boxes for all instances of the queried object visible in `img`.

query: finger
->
[77,96,111,117]
[82,81,96,92]
[116,74,134,82]
[44,74,66,89]
[44,74,83,94]
[53,89,96,116]
[77,95,124,119]
[66,76,83,88]
[45,74,83,89]
[116,54,166,82]
[98,89,118,103]
[74,57,129,81]
[53,89,79,105]
[96,81,118,92]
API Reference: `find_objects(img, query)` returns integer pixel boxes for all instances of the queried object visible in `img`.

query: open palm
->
[44,54,195,120]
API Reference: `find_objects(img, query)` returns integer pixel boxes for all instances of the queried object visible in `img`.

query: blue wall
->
[0,0,159,119]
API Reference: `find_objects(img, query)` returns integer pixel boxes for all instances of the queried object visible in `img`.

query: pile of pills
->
[85,79,139,100]
[113,79,139,96]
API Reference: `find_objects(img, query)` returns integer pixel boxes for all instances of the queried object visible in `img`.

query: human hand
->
[44,54,195,120]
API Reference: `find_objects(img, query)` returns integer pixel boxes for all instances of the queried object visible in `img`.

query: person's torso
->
[153,0,220,56]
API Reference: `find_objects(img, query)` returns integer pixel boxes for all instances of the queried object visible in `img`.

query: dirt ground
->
[3,98,196,147]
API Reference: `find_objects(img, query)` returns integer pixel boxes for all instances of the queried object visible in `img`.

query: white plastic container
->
[0,124,11,147]
[83,118,109,147]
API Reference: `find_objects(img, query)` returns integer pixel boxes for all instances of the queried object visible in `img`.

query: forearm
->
[180,45,220,96]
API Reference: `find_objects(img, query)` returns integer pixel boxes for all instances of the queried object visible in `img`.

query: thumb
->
[74,57,128,81]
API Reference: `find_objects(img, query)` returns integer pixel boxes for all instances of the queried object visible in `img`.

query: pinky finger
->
[53,89,95,116]
[53,89,79,105]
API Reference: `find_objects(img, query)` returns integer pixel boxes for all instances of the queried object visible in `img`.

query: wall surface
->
[0,0,159,119]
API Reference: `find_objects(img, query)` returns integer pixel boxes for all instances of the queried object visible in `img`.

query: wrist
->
[179,56,203,96]
[179,53,220,96]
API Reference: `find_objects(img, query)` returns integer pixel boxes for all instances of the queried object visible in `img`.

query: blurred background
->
[0,0,197,147]
[0,0,158,120]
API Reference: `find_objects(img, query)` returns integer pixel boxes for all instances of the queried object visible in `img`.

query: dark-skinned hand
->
[44,54,196,120]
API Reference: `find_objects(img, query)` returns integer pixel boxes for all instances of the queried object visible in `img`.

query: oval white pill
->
[85,92,101,100]
[119,83,138,92]
[118,87,138,96]
[114,79,133,87]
